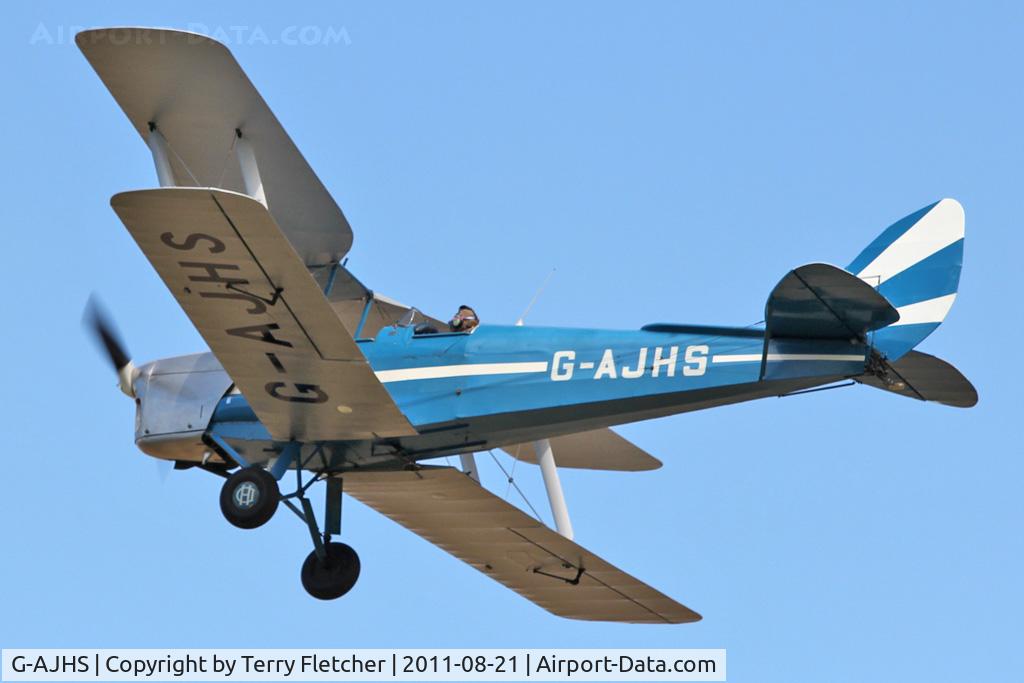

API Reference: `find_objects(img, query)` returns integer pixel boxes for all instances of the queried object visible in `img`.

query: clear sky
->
[1,2,1021,681]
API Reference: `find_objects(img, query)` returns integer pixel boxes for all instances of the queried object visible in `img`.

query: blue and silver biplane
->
[79,28,976,624]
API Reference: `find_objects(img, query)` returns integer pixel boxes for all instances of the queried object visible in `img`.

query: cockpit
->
[394,306,479,337]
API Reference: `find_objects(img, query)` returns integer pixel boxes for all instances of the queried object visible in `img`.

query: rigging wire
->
[504,444,522,500]
[487,449,543,523]
[214,131,239,188]
[158,128,202,186]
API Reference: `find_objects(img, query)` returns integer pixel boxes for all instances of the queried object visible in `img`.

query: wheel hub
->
[232,481,260,509]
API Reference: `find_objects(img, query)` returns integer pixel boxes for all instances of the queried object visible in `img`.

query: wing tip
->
[939,383,979,408]
[667,609,704,624]
[76,27,231,56]
[635,458,664,472]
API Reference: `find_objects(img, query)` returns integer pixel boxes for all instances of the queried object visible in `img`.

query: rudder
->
[847,198,964,360]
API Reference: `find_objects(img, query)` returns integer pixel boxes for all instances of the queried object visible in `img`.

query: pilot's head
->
[449,305,479,332]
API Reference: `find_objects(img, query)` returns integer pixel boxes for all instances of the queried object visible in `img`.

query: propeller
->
[154,457,173,484]
[83,294,137,397]
[84,296,175,484]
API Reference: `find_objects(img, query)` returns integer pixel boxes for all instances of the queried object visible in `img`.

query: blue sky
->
[1,1,1021,680]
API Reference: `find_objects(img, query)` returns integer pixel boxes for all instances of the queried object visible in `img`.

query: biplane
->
[78,27,977,624]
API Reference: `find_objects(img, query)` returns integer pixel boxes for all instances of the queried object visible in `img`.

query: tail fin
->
[847,199,964,360]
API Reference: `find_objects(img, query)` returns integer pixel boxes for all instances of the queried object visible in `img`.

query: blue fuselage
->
[209,323,868,467]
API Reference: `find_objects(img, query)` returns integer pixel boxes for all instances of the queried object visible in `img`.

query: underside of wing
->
[343,467,699,623]
[502,429,662,471]
[79,26,444,346]
[111,187,415,441]
[77,27,350,267]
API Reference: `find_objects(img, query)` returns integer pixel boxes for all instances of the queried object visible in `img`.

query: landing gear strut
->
[292,475,360,600]
[206,435,362,599]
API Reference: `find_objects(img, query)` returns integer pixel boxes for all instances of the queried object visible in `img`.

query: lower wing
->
[344,467,699,623]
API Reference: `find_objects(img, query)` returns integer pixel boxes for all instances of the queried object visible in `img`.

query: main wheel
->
[219,467,279,529]
[301,542,361,600]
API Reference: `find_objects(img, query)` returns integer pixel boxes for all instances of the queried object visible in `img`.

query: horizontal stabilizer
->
[766,263,899,339]
[857,351,977,407]
[344,467,699,623]
[502,429,662,471]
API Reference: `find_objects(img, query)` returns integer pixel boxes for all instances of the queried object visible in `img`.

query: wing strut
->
[459,453,481,483]
[535,438,574,540]
[234,129,268,207]
[145,124,176,187]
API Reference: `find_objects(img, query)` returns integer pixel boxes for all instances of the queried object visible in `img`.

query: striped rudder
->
[847,199,964,360]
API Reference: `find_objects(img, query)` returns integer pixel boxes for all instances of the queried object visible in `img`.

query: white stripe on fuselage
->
[375,353,864,383]
[375,361,549,383]
[712,353,865,363]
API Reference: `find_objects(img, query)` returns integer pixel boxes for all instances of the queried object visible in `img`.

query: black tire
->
[219,467,279,529]
[301,542,361,600]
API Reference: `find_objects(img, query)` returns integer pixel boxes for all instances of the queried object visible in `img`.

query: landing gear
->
[205,435,361,599]
[293,475,359,600]
[219,467,279,529]
[301,542,361,599]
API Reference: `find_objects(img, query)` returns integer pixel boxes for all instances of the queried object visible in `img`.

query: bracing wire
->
[215,132,239,188]
[487,449,543,522]
[160,131,202,186]
[504,444,522,500]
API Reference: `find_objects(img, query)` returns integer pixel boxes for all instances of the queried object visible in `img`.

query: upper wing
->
[77,27,349,267]
[111,187,416,441]
[79,27,439,343]
[344,467,699,623]
[502,429,662,471]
